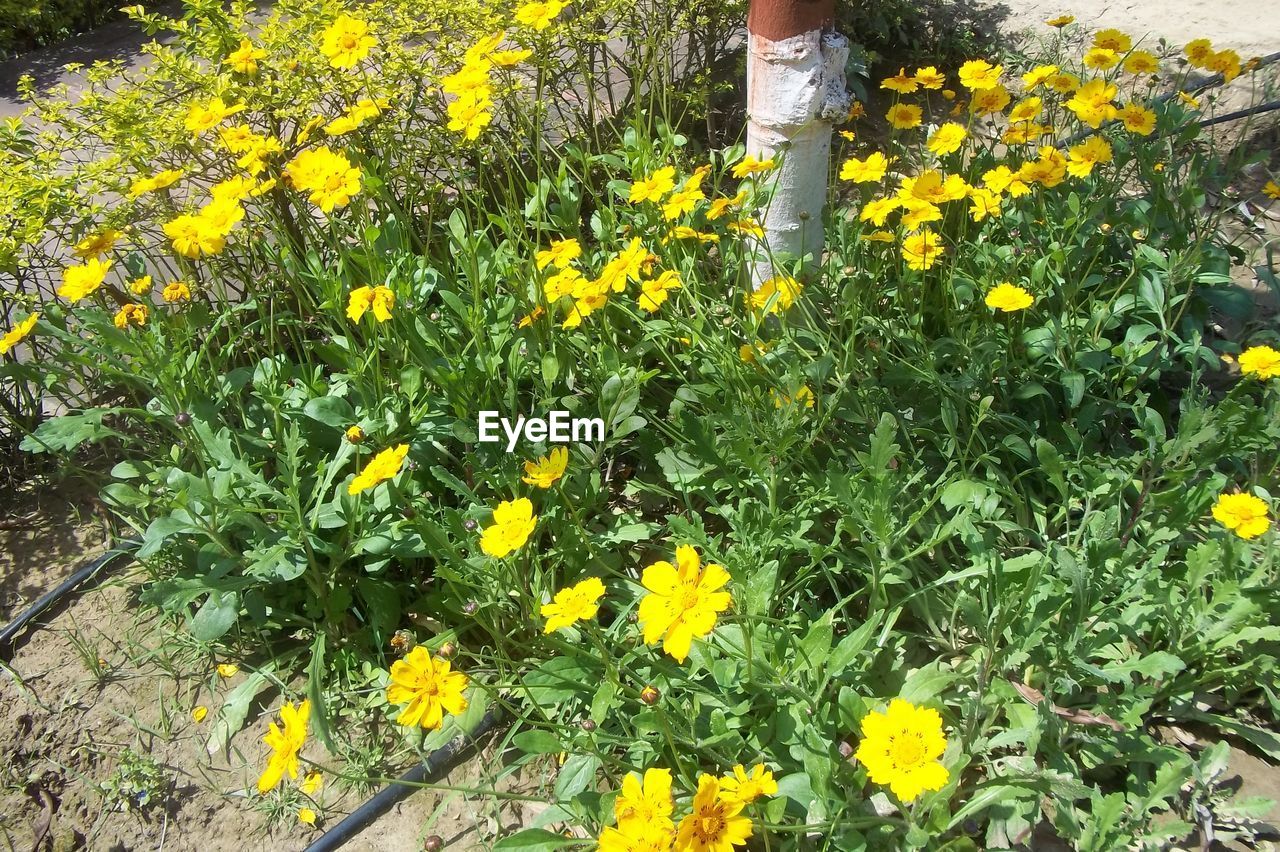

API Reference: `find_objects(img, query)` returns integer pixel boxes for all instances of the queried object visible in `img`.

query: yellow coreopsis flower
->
[982,165,1029,197]
[860,196,900,226]
[1093,28,1132,52]
[1009,97,1042,124]
[184,96,245,136]
[1066,79,1118,127]
[885,103,922,129]
[748,275,802,316]
[320,14,377,69]
[284,147,363,211]
[772,385,815,410]
[856,699,949,802]
[257,699,310,794]
[839,151,889,182]
[514,0,567,31]
[902,229,944,270]
[1083,47,1119,70]
[969,84,1011,115]
[162,281,192,302]
[914,66,946,89]
[224,38,266,74]
[1239,344,1280,378]
[638,544,732,663]
[598,823,673,852]
[347,285,395,322]
[1045,14,1074,27]
[128,168,183,198]
[926,123,967,156]
[1260,181,1280,200]
[958,59,1002,90]
[1117,103,1156,135]
[300,771,323,796]
[662,183,705,220]
[629,165,677,203]
[707,189,747,220]
[731,154,776,179]
[544,267,584,301]
[985,282,1034,312]
[880,67,918,94]
[348,444,408,495]
[447,90,494,140]
[676,775,752,852]
[217,663,239,677]
[163,214,224,258]
[211,175,257,203]
[638,270,682,313]
[720,764,778,806]
[386,646,469,728]
[901,170,968,204]
[1123,50,1159,75]
[58,258,111,302]
[1184,38,1215,67]
[1206,49,1242,81]
[1022,64,1058,90]
[541,576,606,633]
[535,238,582,270]
[614,768,675,835]
[192,705,208,722]
[727,218,764,239]
[967,187,1003,222]
[73,229,120,259]
[523,446,568,487]
[0,313,39,355]
[1067,136,1113,177]
[1212,492,1271,539]
[1048,72,1081,94]
[479,498,537,557]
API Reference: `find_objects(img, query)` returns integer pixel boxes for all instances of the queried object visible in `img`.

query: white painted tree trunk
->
[746,28,851,287]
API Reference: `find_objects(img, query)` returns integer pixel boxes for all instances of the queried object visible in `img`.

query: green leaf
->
[190,591,239,642]
[302,395,355,428]
[207,671,269,757]
[307,635,333,749]
[20,408,127,454]
[554,753,600,800]
[512,730,563,754]
[493,828,578,850]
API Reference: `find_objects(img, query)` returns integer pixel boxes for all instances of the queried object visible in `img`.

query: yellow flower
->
[1263,181,1280,200]
[1184,39,1215,68]
[899,198,941,230]
[957,59,1002,90]
[345,425,365,444]
[597,823,674,852]
[886,103,922,129]
[860,196,900,226]
[1009,97,1042,124]
[1067,136,1113,177]
[982,165,1030,197]
[479,498,537,557]
[614,767,675,835]
[73,229,120,259]
[514,0,567,31]
[544,267,584,301]
[1083,47,1119,70]
[731,154,776,179]
[1205,49,1241,82]
[192,705,208,723]
[59,258,111,302]
[675,775,752,852]
[727,218,764,239]
[320,14,377,69]
[535,238,582,270]
[629,165,677,203]
[1066,79,1119,127]
[1047,72,1080,94]
[284,147,363,212]
[913,66,946,89]
[638,270,682,313]
[772,385,815,409]
[128,168,183,198]
[900,170,968,204]
[1238,344,1280,378]
[162,281,192,302]
[1018,146,1068,187]
[163,214,223,259]
[1092,28,1132,52]
[902,230,944,271]
[638,545,732,663]
[738,340,774,362]
[1021,64,1058,90]
[224,39,266,74]
[446,90,494,140]
[541,576,606,633]
[256,700,309,794]
[1212,493,1271,539]
[1117,103,1156,135]
[707,189,747,220]
[748,275,802,316]
[856,699,949,802]
[967,188,1002,222]
[1123,50,1159,75]
[664,226,719,245]
[862,229,895,242]
[298,808,317,826]
[662,184,705,220]
[0,313,38,355]
[926,123,967,156]
[523,446,569,488]
[217,663,239,678]
[969,84,1011,115]
[1045,14,1074,27]
[985,282,1034,312]
[211,175,257,202]
[300,771,323,796]
[443,62,492,97]
[1177,91,1201,110]
[348,444,409,495]
[880,68,918,94]
[184,96,245,136]
[347,285,395,322]
[720,764,778,806]
[386,646,469,728]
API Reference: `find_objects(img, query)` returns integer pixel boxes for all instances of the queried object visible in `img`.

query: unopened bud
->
[639,685,660,706]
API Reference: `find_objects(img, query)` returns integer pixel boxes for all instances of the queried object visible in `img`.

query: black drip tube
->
[302,707,508,852]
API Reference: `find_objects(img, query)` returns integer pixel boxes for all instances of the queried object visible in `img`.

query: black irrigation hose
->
[1196,99,1280,128]
[0,539,139,663]
[303,707,508,852]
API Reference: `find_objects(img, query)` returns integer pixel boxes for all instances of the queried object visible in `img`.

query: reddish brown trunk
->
[747,0,836,41]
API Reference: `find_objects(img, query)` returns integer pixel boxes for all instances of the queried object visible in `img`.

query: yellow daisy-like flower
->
[957,59,1002,90]
[347,285,395,323]
[707,189,748,220]
[638,270,682,313]
[1022,64,1059,90]
[224,38,266,74]
[345,425,365,444]
[284,147,363,212]
[772,385,815,410]
[613,767,675,835]
[1184,38,1215,68]
[676,775,753,852]
[514,0,567,31]
[184,96,245,136]
[1045,14,1074,27]
[1211,492,1270,539]
[1083,47,1119,70]
[162,281,192,303]
[860,196,900,226]
[386,646,469,728]
[1117,103,1156,135]
[1205,49,1241,82]
[128,168,183,198]
[300,771,323,796]
[1009,96,1042,124]
[348,444,409,495]
[629,166,676,204]
[839,151,889,183]
[1123,50,1159,75]
[902,229,944,271]
[862,229,896,243]
[541,576,606,633]
[913,66,946,89]
[900,170,968,204]
[926,123,967,156]
[73,229,120,259]
[522,446,568,488]
[748,275,802,316]
[58,258,111,302]
[1238,345,1280,378]
[985,282,1034,312]
[0,313,39,355]
[1092,28,1132,52]
[638,544,732,663]
[969,84,1011,115]
[880,67,918,94]
[479,497,537,558]
[885,103,923,129]
[1260,181,1280,200]
[256,699,310,794]
[855,698,950,802]
[1067,136,1113,178]
[720,764,778,806]
[731,154,777,179]
[597,823,674,852]
[968,188,1002,222]
[535,238,582,270]
[320,14,377,69]
[112,303,146,333]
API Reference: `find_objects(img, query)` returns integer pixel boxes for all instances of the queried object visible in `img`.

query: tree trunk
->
[745,0,850,286]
